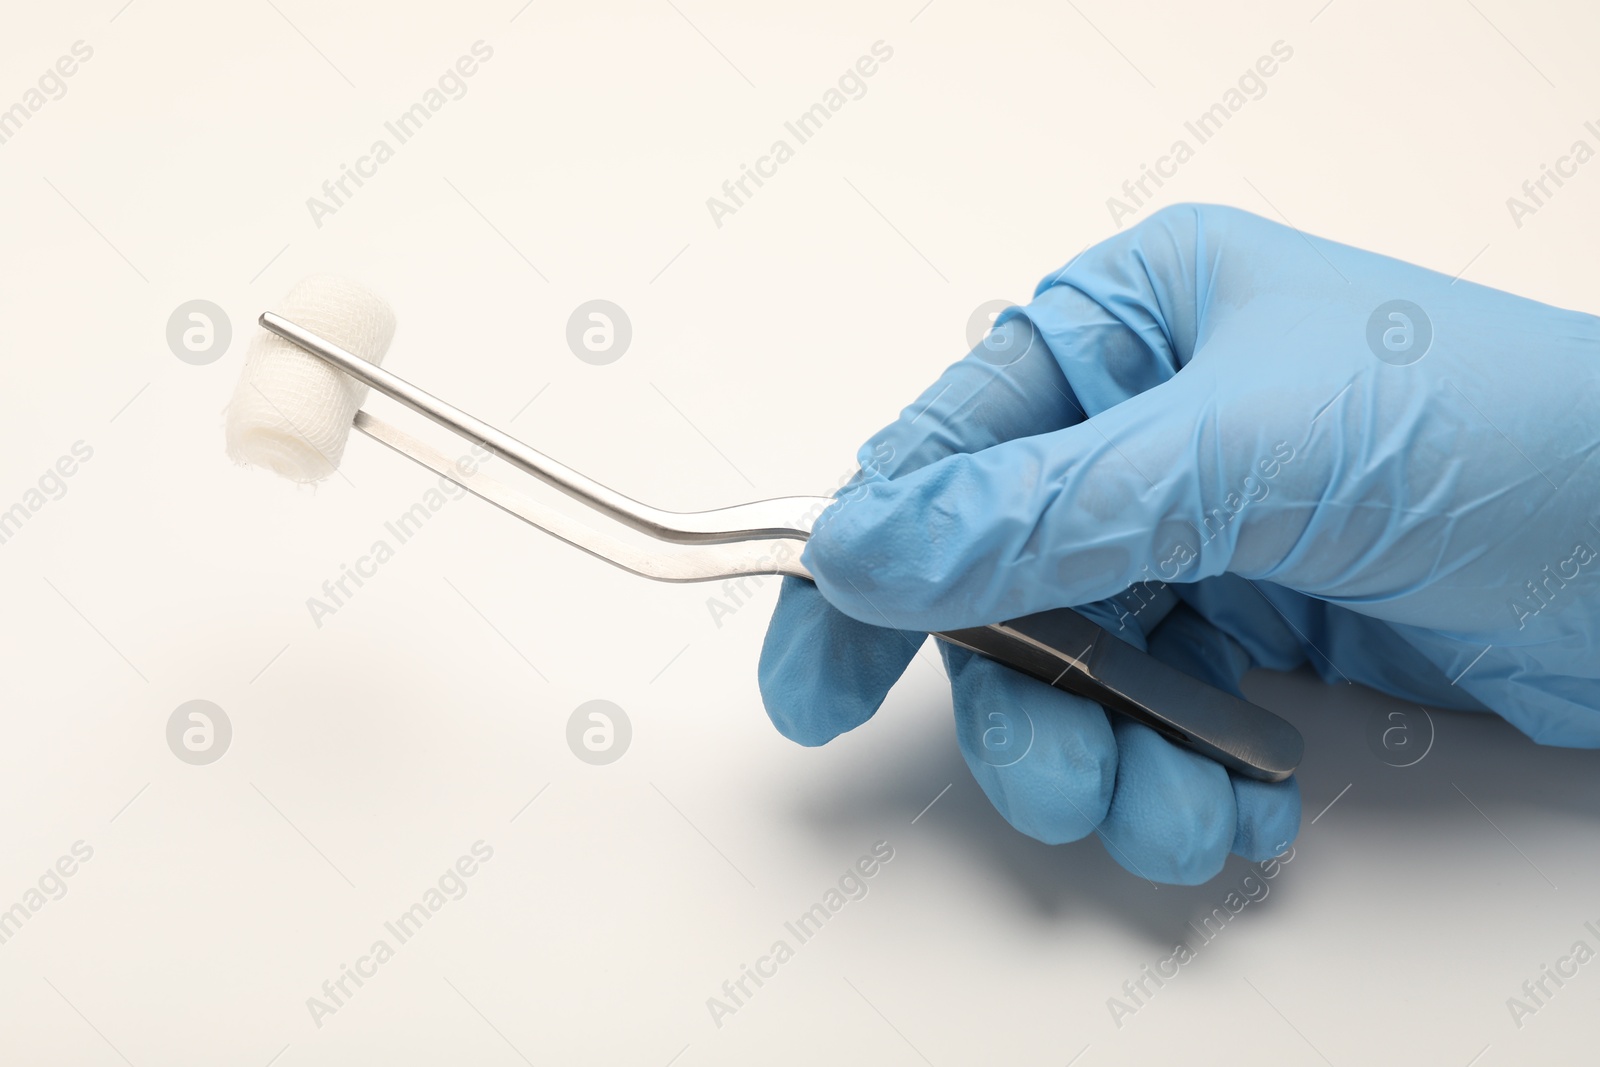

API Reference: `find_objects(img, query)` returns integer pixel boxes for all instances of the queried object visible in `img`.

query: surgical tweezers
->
[260,313,1304,783]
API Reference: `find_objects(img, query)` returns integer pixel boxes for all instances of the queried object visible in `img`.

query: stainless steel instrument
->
[260,312,1304,782]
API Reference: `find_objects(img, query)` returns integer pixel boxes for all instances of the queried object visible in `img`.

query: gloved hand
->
[759,203,1600,885]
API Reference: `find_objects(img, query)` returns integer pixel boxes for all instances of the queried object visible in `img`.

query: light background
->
[1,1,1598,1064]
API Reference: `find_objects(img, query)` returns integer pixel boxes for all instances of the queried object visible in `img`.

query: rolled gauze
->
[226,275,396,483]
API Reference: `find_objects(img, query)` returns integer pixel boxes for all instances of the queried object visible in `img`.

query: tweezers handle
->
[936,609,1303,782]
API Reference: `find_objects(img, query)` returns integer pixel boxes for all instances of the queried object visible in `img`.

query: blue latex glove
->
[759,203,1600,885]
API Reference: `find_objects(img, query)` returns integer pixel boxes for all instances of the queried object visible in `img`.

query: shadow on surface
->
[788,664,1600,948]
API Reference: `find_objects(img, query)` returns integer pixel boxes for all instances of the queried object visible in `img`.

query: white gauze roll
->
[226,275,396,483]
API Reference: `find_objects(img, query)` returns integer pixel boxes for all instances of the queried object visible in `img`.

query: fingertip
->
[1230,774,1301,862]
[758,577,922,746]
[943,646,1118,846]
[1142,603,1302,864]
[1100,719,1236,885]
[800,469,928,625]
[804,453,1022,630]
